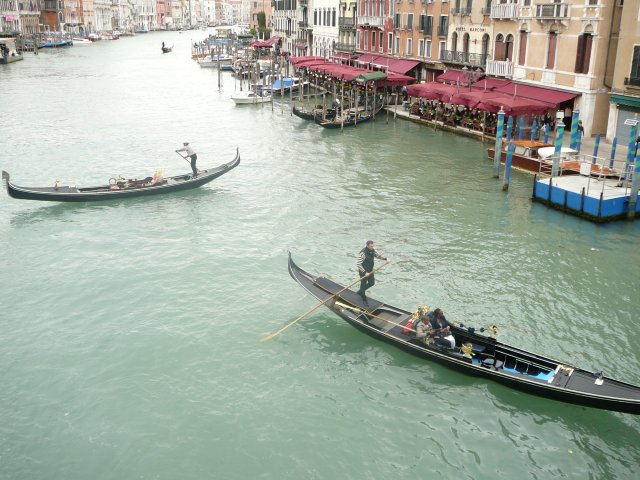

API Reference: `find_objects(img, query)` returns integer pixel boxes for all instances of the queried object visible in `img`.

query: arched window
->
[462,33,470,55]
[575,32,593,74]
[494,33,505,61]
[481,33,490,58]
[505,34,514,61]
[451,31,458,53]
[518,29,527,66]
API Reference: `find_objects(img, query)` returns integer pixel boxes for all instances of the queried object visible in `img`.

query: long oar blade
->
[260,261,389,342]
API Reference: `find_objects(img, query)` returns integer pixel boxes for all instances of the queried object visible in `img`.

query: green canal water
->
[1,31,639,479]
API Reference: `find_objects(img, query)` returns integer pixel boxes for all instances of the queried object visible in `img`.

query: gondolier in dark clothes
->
[176,142,198,177]
[356,240,390,305]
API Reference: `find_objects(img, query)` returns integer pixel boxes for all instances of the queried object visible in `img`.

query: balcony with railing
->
[335,42,356,52]
[480,7,490,15]
[485,59,513,77]
[451,7,460,15]
[357,15,383,27]
[534,3,568,19]
[338,17,354,29]
[298,20,309,28]
[440,50,487,68]
[624,76,640,87]
[460,7,471,15]
[491,3,519,19]
[420,26,433,35]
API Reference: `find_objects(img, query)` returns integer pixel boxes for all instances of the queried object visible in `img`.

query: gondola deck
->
[288,253,640,415]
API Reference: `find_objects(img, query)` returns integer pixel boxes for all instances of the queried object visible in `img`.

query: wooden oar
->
[260,262,390,342]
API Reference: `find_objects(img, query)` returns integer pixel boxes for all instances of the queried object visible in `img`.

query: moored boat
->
[2,149,240,202]
[0,38,24,64]
[292,104,329,121]
[315,106,382,128]
[72,37,92,46]
[231,89,272,105]
[287,253,640,415]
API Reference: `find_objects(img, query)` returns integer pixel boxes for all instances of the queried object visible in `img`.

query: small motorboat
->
[231,89,272,105]
[72,37,92,46]
[0,38,23,64]
[198,54,233,68]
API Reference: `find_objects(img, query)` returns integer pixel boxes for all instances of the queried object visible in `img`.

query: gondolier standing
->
[176,142,198,177]
[356,240,390,305]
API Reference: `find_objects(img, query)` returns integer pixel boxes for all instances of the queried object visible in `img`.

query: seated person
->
[414,314,433,344]
[428,308,455,349]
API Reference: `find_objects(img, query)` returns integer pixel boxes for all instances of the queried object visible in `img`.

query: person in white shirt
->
[176,142,198,177]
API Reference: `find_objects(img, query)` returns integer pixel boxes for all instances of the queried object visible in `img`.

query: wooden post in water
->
[502,140,515,191]
[493,108,505,178]
[569,109,580,150]
[609,137,618,170]
[624,118,639,183]
[552,121,566,177]
[627,153,640,219]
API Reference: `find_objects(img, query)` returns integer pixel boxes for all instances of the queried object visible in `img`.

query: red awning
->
[380,72,416,87]
[289,55,325,66]
[470,78,512,91]
[249,36,280,48]
[478,94,551,115]
[449,89,504,108]
[492,82,577,106]
[437,69,484,86]
[355,53,378,65]
[406,82,459,101]
[365,55,421,74]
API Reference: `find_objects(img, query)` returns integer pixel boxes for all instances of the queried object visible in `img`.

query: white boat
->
[198,54,233,68]
[231,89,272,105]
[0,38,23,64]
[72,37,92,46]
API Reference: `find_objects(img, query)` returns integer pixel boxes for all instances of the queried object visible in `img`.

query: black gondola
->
[292,104,328,121]
[2,148,240,202]
[288,253,640,415]
[314,106,382,128]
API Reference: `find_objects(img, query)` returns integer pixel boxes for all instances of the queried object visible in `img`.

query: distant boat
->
[0,38,23,64]
[161,44,173,53]
[198,54,233,68]
[231,89,272,105]
[265,77,308,95]
[39,39,73,48]
[72,37,92,46]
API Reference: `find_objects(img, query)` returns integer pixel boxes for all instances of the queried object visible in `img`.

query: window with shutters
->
[630,45,640,82]
[372,30,376,48]
[394,13,401,28]
[518,30,527,66]
[505,34,514,61]
[494,33,505,61]
[546,31,557,69]
[574,33,593,74]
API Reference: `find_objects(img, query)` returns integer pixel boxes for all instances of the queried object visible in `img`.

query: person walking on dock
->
[176,142,198,177]
[356,240,390,305]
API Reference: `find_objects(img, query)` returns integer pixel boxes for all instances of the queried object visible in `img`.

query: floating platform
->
[532,173,639,223]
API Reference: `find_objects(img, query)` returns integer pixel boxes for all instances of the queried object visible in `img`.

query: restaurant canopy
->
[249,36,280,48]
[355,54,421,75]
[437,69,485,86]
[407,78,578,114]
